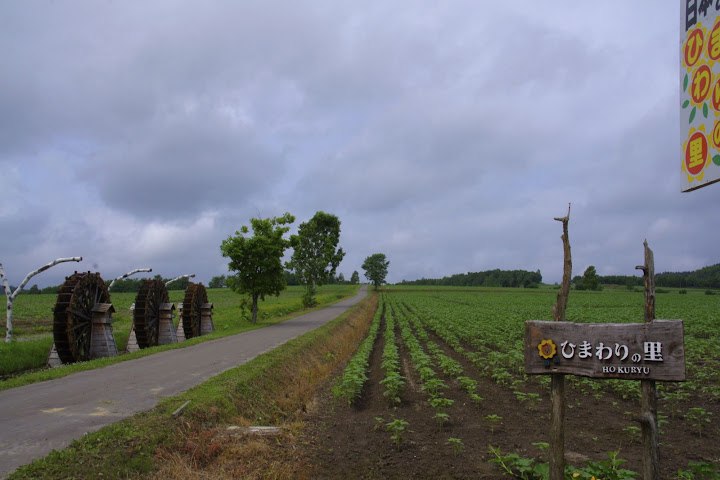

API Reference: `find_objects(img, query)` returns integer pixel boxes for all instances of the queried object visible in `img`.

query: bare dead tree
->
[550,203,571,480]
[165,274,195,287]
[108,268,152,290]
[0,257,82,343]
[552,203,572,322]
[635,240,660,480]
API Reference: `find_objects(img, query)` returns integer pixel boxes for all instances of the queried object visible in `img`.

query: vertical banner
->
[681,1,720,191]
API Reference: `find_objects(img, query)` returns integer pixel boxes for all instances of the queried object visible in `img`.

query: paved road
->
[0,286,367,478]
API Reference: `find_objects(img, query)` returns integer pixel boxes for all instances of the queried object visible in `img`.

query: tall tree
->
[287,211,345,307]
[220,213,295,323]
[362,253,390,290]
[209,275,227,289]
[350,270,360,284]
[577,265,599,291]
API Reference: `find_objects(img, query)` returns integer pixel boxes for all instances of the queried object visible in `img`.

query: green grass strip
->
[9,291,373,479]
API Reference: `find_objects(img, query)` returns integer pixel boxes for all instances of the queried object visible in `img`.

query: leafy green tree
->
[220,213,295,323]
[287,211,345,307]
[336,272,346,284]
[577,265,600,291]
[284,270,300,286]
[362,253,390,290]
[209,275,227,289]
[350,270,360,284]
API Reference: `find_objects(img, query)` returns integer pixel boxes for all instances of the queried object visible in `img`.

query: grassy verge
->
[8,292,378,479]
[0,285,360,391]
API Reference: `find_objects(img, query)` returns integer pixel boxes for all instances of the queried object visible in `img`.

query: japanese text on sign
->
[524,320,685,381]
[681,1,720,191]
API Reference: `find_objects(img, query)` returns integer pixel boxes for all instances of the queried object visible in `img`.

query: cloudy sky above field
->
[0,1,715,288]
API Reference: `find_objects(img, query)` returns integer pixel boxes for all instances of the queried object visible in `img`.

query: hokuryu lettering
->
[601,366,650,375]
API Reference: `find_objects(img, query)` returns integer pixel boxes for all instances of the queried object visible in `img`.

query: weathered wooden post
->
[635,240,659,480]
[90,303,119,359]
[166,274,196,342]
[126,318,140,353]
[200,303,215,335]
[111,268,152,354]
[175,303,186,342]
[158,303,178,345]
[550,204,571,480]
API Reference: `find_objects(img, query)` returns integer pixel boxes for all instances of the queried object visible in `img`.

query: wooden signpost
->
[525,239,685,480]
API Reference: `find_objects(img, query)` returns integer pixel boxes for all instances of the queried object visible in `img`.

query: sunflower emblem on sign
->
[537,339,559,367]
[538,339,556,359]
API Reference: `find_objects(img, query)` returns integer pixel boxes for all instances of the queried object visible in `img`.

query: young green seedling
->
[485,414,502,434]
[446,437,464,455]
[434,412,450,430]
[385,418,410,450]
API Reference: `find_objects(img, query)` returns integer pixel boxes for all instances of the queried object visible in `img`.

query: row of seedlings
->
[332,295,385,405]
[399,293,544,408]
[379,302,405,405]
[390,297,454,430]
[397,301,484,407]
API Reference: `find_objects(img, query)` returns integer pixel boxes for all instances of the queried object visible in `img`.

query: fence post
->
[549,204,571,480]
[635,240,660,480]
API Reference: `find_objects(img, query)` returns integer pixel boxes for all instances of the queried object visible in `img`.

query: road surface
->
[0,286,367,478]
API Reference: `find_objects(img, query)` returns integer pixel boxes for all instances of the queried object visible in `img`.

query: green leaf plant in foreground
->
[678,461,720,479]
[489,446,639,480]
[385,418,410,451]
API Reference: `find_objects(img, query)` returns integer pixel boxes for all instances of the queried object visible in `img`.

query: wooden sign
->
[525,319,685,381]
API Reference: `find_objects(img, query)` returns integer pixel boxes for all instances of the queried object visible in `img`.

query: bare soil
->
[297,317,719,479]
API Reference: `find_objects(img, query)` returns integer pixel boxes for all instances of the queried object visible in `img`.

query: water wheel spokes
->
[133,279,169,348]
[182,282,207,339]
[52,272,111,363]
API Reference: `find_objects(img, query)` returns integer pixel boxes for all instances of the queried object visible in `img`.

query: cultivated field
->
[308,287,719,478]
[5,286,719,479]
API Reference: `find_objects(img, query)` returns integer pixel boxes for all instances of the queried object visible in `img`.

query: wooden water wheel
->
[133,279,169,348]
[53,272,111,363]
[182,282,207,339]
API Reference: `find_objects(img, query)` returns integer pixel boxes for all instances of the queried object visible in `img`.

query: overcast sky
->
[0,1,715,289]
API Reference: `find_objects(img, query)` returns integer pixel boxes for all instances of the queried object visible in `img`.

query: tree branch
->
[166,274,195,287]
[12,257,83,300]
[3,256,82,343]
[109,268,152,290]
[552,203,572,322]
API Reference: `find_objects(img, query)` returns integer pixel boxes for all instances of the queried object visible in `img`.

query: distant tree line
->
[283,270,359,286]
[398,269,542,288]
[15,284,61,295]
[593,264,720,289]
[16,274,193,295]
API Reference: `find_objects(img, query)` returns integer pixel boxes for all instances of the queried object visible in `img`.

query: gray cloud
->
[1,1,715,289]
